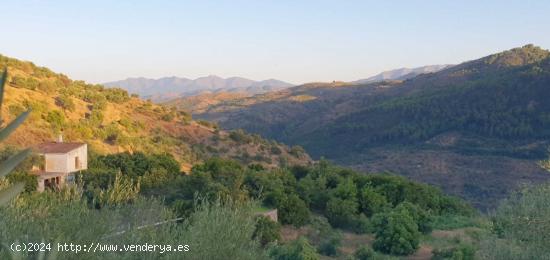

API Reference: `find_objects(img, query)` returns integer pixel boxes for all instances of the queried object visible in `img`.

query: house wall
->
[64,145,88,172]
[44,144,88,173]
[44,153,69,173]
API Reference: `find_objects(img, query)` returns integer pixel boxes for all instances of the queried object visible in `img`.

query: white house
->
[32,136,87,192]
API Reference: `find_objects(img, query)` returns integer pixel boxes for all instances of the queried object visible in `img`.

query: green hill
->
[196,45,550,209]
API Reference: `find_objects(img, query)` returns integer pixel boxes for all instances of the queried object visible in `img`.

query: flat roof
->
[35,142,86,154]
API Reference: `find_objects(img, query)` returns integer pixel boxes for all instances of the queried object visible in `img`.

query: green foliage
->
[395,202,433,234]
[185,199,268,260]
[371,207,421,255]
[478,182,550,259]
[104,87,130,103]
[253,215,281,246]
[45,110,65,132]
[55,94,75,111]
[432,243,475,260]
[0,190,267,259]
[278,194,310,227]
[230,129,254,144]
[96,173,141,207]
[354,245,374,260]
[325,197,359,229]
[359,186,390,217]
[10,76,39,90]
[269,237,319,260]
[6,172,37,193]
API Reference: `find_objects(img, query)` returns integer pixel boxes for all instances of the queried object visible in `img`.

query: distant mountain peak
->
[354,64,453,84]
[104,75,294,102]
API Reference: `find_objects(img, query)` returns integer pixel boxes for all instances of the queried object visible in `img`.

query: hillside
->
[0,54,311,171]
[353,64,452,84]
[196,45,550,209]
[104,75,294,102]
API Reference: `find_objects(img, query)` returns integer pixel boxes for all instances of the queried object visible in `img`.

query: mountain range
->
[103,75,294,102]
[192,44,550,209]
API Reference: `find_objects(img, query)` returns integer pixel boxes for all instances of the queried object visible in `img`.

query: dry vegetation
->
[0,54,311,170]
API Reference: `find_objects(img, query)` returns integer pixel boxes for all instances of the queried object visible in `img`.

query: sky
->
[2,0,550,84]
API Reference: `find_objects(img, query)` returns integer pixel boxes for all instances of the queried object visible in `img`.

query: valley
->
[189,45,550,209]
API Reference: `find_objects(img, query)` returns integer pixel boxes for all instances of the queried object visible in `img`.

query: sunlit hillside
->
[0,54,311,171]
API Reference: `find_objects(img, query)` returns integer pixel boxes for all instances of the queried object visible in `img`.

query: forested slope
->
[197,45,550,209]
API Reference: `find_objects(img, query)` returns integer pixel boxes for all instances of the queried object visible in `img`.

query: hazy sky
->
[2,0,550,84]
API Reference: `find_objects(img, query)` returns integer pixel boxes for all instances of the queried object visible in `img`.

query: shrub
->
[269,237,319,260]
[6,172,37,193]
[478,182,550,259]
[55,94,76,111]
[104,87,130,103]
[229,129,253,144]
[253,215,281,246]
[432,243,475,260]
[359,186,390,217]
[371,208,420,255]
[161,112,175,121]
[395,202,433,234]
[290,145,306,158]
[45,110,65,133]
[278,194,310,227]
[354,245,374,260]
[325,197,359,229]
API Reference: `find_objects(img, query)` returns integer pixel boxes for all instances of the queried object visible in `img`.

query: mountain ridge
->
[194,44,550,209]
[104,75,294,102]
[354,64,453,84]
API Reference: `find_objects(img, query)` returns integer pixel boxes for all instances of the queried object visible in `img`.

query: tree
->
[278,194,310,227]
[325,197,359,229]
[359,186,390,217]
[354,246,374,260]
[269,237,319,260]
[395,202,433,234]
[45,110,65,133]
[371,208,420,255]
[55,94,75,111]
[253,215,281,246]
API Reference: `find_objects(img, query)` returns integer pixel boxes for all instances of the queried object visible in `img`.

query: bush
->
[6,172,37,193]
[253,215,281,246]
[478,182,550,259]
[45,110,65,132]
[359,186,390,217]
[104,87,130,103]
[229,129,253,144]
[395,202,433,234]
[290,145,306,158]
[325,197,359,229]
[318,239,339,256]
[354,245,374,260]
[55,94,76,111]
[371,208,420,255]
[278,194,310,227]
[269,237,319,260]
[432,243,475,260]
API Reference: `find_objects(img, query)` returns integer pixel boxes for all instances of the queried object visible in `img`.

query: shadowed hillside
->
[196,45,550,209]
